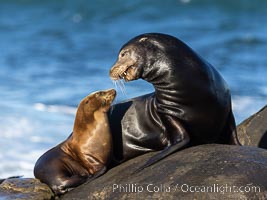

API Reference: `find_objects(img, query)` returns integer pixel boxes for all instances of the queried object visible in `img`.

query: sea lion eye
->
[121,51,128,58]
[85,100,89,104]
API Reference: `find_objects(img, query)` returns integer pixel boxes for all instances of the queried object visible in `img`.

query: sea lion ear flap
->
[138,37,148,43]
[139,36,164,51]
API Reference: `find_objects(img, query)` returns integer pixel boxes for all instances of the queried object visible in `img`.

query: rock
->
[61,144,267,200]
[2,106,267,200]
[237,105,267,149]
[0,178,54,200]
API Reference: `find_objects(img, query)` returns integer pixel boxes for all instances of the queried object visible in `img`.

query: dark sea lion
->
[108,33,240,171]
[34,89,116,195]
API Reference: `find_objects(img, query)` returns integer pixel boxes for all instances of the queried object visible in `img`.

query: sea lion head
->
[77,89,116,122]
[109,33,176,82]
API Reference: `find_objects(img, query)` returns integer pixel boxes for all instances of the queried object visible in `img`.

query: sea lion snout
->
[105,88,116,96]
[102,89,116,103]
[109,59,136,81]
[97,89,116,108]
[109,47,141,81]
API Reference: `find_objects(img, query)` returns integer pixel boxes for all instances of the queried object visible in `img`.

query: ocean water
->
[0,0,266,178]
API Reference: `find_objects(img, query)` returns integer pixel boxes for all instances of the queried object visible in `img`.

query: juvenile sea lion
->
[108,33,240,171]
[34,89,116,195]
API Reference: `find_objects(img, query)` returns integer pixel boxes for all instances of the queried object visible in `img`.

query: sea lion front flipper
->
[55,167,107,194]
[83,166,107,185]
[133,139,189,173]
[53,175,89,195]
[133,115,190,173]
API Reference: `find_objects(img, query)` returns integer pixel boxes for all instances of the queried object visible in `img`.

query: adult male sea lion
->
[108,33,240,170]
[34,89,116,195]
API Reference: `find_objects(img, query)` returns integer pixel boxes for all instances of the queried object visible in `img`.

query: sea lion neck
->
[140,39,208,119]
[142,59,187,119]
[150,74,183,118]
[72,109,94,135]
[72,109,108,136]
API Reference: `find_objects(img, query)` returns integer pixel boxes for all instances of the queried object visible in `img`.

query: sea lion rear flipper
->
[133,115,190,173]
[217,109,241,145]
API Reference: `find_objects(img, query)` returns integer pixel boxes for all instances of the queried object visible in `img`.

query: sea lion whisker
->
[113,80,126,97]
[117,79,127,97]
[112,80,119,92]
[120,79,127,94]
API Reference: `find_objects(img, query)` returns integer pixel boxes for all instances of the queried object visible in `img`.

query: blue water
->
[0,0,266,178]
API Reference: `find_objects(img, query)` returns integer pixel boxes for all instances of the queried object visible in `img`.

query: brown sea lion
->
[108,33,240,171]
[34,89,116,195]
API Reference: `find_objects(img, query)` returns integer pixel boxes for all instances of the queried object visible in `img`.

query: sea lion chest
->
[121,94,168,152]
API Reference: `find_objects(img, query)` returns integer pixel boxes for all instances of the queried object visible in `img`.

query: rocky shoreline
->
[1,105,266,200]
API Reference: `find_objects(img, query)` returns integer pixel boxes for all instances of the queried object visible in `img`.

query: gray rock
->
[0,178,54,200]
[2,105,267,200]
[237,105,267,149]
[61,144,267,200]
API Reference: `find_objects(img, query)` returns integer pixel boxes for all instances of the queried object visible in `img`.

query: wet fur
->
[34,89,116,195]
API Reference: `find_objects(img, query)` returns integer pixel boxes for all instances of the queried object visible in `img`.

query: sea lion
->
[34,89,116,195]
[108,33,240,171]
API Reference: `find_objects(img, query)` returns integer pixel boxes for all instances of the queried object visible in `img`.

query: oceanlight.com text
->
[112,183,261,194]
